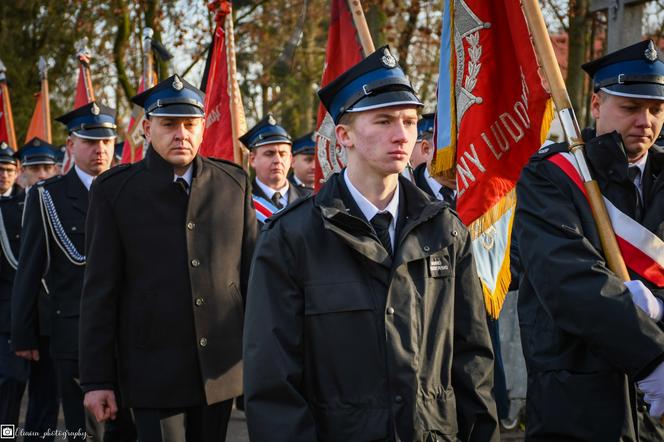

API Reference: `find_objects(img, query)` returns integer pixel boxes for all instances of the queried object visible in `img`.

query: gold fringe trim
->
[468,190,516,240]
[430,146,457,180]
[540,98,555,145]
[479,207,515,319]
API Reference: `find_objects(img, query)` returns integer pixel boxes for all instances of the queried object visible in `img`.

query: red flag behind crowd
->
[120,77,147,164]
[25,92,49,143]
[199,1,234,161]
[313,0,365,190]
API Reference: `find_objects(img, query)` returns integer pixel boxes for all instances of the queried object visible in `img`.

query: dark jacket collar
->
[144,145,202,181]
[65,167,89,214]
[413,162,435,198]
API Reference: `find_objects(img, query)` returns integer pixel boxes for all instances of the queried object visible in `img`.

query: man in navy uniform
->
[0,142,20,197]
[244,46,498,441]
[80,75,256,442]
[288,132,315,192]
[515,40,664,440]
[241,114,308,215]
[411,113,457,208]
[9,139,60,442]
[11,102,122,440]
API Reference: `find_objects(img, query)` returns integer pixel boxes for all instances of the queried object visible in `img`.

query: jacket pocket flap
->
[305,281,375,315]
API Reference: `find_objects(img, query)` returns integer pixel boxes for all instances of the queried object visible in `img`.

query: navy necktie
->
[371,212,393,255]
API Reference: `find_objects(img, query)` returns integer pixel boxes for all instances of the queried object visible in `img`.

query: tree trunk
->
[113,0,134,101]
[397,0,420,75]
[566,0,591,124]
[144,0,170,80]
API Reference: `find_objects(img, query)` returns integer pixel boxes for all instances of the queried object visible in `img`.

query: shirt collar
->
[343,169,399,226]
[75,165,95,191]
[256,178,289,201]
[424,166,444,200]
[629,151,648,176]
[173,165,194,186]
[1,186,12,197]
[293,175,305,187]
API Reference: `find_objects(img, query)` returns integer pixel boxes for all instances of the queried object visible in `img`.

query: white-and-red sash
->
[252,195,280,223]
[548,152,664,287]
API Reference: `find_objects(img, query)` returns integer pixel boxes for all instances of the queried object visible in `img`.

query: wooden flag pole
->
[521,0,630,282]
[38,57,52,143]
[345,0,375,56]
[224,5,248,167]
[0,60,17,150]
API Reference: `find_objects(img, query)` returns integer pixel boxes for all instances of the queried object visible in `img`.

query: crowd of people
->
[0,37,663,442]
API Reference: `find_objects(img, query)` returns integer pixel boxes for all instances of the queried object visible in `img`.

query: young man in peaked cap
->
[288,132,316,192]
[515,40,664,440]
[11,101,123,440]
[79,74,256,442]
[240,114,308,220]
[243,46,498,441]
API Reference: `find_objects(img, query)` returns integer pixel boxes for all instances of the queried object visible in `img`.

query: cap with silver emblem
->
[417,113,435,142]
[239,113,292,150]
[131,74,205,118]
[55,101,118,140]
[14,137,57,166]
[317,45,423,124]
[0,142,17,165]
[582,39,664,101]
[292,132,315,156]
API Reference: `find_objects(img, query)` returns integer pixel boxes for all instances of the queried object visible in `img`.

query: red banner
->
[25,92,48,143]
[121,77,147,164]
[0,88,9,145]
[73,65,89,109]
[199,23,234,161]
[453,1,552,225]
[314,0,364,190]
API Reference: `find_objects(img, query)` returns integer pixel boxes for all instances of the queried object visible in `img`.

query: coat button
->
[71,226,77,231]
[187,222,195,230]
[56,310,61,315]
[394,395,403,403]
[451,230,458,237]
[423,245,430,252]
[195,298,204,307]
[386,307,395,315]
[191,259,200,267]
[15,234,19,239]
[199,337,208,347]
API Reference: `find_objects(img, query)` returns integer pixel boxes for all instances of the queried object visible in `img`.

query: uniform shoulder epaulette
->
[263,194,313,230]
[96,163,133,183]
[37,174,64,188]
[206,157,244,170]
[531,141,569,160]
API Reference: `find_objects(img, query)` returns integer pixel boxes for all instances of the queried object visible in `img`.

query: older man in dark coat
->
[515,40,664,441]
[244,47,498,442]
[79,74,257,442]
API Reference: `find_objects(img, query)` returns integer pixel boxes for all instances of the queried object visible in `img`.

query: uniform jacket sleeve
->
[243,221,317,441]
[11,189,45,351]
[452,226,500,442]
[79,180,121,388]
[515,161,664,378]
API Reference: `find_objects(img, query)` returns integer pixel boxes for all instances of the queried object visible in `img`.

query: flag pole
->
[38,57,52,143]
[345,0,375,56]
[521,0,630,282]
[0,60,17,150]
[223,4,248,167]
[76,45,96,102]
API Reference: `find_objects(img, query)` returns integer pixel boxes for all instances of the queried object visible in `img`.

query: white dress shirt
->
[344,169,399,248]
[628,152,648,197]
[75,165,95,191]
[173,164,194,189]
[256,178,289,208]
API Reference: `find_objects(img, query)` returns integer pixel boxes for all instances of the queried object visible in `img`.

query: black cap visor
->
[72,127,118,140]
[148,103,205,118]
[345,90,423,115]
[600,83,664,101]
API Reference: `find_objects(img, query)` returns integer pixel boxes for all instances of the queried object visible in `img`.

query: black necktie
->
[628,167,643,221]
[371,212,393,255]
[439,186,456,208]
[175,177,189,195]
[271,191,284,210]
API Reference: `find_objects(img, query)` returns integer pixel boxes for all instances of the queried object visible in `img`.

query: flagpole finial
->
[38,57,50,80]
[75,38,92,62]
[143,27,154,41]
